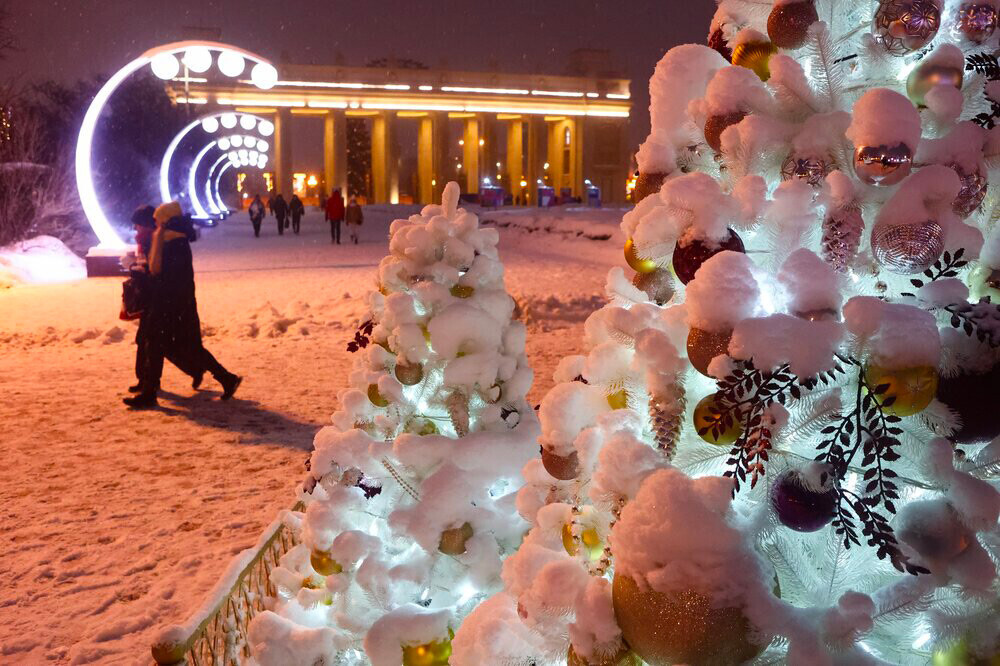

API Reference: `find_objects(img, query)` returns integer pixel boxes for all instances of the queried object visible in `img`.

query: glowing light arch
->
[75,41,275,250]
[191,136,271,218]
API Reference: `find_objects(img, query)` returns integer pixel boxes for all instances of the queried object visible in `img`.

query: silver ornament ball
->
[949,163,987,218]
[872,0,941,55]
[870,220,944,274]
[780,154,830,186]
[853,143,913,186]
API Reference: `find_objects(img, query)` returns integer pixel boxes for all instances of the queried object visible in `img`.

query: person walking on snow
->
[248,194,265,237]
[345,195,363,244]
[272,194,289,235]
[289,194,305,234]
[124,201,242,409]
[325,188,344,244]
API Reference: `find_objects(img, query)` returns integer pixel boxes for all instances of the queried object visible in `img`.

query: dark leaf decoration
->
[943,299,1000,347]
[967,54,1000,128]
[346,318,375,353]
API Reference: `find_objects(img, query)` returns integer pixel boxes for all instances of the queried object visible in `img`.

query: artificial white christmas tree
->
[247,182,539,665]
[454,1,1000,664]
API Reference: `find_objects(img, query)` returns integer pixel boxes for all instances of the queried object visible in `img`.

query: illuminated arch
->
[191,136,271,217]
[75,41,276,249]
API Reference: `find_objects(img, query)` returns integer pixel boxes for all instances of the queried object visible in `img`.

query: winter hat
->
[131,205,155,228]
[154,201,183,224]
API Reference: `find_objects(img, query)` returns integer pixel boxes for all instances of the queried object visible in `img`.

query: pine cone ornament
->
[446,391,470,437]
[821,204,863,272]
[649,382,686,462]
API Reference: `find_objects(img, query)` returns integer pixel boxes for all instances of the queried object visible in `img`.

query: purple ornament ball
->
[769,465,837,532]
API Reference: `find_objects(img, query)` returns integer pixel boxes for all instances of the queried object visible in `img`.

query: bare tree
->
[0,2,15,61]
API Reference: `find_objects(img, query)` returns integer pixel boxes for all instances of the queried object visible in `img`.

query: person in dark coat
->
[125,201,241,409]
[248,194,265,237]
[127,205,203,396]
[325,188,344,244]
[344,195,363,244]
[272,194,289,235]
[289,194,305,234]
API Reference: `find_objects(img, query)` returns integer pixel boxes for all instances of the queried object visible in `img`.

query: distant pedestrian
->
[248,194,265,237]
[266,193,275,216]
[272,194,289,235]
[289,194,305,234]
[124,201,241,409]
[345,195,363,244]
[325,188,344,244]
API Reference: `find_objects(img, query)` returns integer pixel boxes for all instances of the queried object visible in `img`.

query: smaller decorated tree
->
[247,182,539,666]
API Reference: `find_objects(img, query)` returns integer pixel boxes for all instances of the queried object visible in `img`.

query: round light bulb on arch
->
[150,52,180,80]
[228,151,239,162]
[220,113,238,129]
[183,47,213,73]
[239,115,257,131]
[250,62,278,90]
[238,149,249,160]
[216,50,245,77]
[231,135,244,148]
[257,120,275,137]
[244,136,258,150]
[248,150,259,162]
[201,117,220,133]
[218,137,231,150]
[259,155,269,167]
[256,140,269,152]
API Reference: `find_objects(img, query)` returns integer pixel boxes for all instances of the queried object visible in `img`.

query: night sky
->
[2,0,715,170]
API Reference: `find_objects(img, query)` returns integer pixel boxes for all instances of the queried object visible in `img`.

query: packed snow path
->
[0,205,621,664]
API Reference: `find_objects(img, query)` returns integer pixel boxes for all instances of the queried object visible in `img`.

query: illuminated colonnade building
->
[166,59,631,204]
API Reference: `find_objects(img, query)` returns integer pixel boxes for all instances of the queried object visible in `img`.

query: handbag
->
[120,268,150,320]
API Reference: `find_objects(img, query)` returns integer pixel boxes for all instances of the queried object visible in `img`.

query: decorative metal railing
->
[151,503,304,665]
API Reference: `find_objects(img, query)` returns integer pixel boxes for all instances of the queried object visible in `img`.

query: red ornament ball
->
[672,228,745,284]
[767,0,819,49]
[707,26,733,62]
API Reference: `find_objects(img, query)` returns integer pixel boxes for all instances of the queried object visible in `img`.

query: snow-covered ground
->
[0,204,622,664]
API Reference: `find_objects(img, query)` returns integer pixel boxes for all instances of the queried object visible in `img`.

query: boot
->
[128,382,142,393]
[192,371,205,390]
[221,374,243,400]
[123,392,158,409]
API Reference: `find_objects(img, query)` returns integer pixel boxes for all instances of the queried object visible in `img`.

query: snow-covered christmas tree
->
[247,182,539,665]
[453,1,1000,664]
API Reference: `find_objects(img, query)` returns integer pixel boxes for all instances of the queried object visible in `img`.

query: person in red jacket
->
[324,188,345,244]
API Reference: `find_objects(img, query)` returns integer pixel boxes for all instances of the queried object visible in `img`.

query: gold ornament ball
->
[310,550,343,576]
[541,447,580,480]
[853,143,913,186]
[612,575,764,666]
[687,327,732,377]
[906,61,963,107]
[367,384,389,407]
[933,638,1000,666]
[568,644,644,666]
[607,389,629,410]
[450,284,475,299]
[624,238,658,274]
[562,522,604,561]
[704,111,746,152]
[693,393,743,447]
[732,39,778,81]
[633,172,668,204]
[402,634,453,666]
[633,268,675,306]
[395,362,424,386]
[438,521,474,555]
[865,364,939,417]
[767,0,819,49]
[405,417,438,436]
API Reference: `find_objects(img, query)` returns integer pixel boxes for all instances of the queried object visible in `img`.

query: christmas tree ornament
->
[949,163,987,218]
[541,447,580,480]
[870,220,944,274]
[607,388,630,410]
[562,522,605,561]
[865,364,939,417]
[968,264,1000,302]
[954,2,998,43]
[624,238,658,274]
[395,362,424,386]
[872,0,942,55]
[687,327,733,376]
[438,522,474,556]
[368,384,390,407]
[932,637,1000,665]
[732,39,779,81]
[672,228,745,284]
[769,466,837,532]
[450,284,475,298]
[781,154,830,186]
[632,268,675,305]
[612,575,764,666]
[402,633,453,666]
[936,363,1000,443]
[568,644,644,666]
[633,172,668,204]
[693,393,743,446]
[822,205,864,273]
[404,417,439,436]
[897,500,971,561]
[650,385,686,460]
[853,143,913,186]
[704,111,746,152]
[310,550,343,576]
[767,0,819,49]
[906,60,963,107]
[707,26,733,62]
